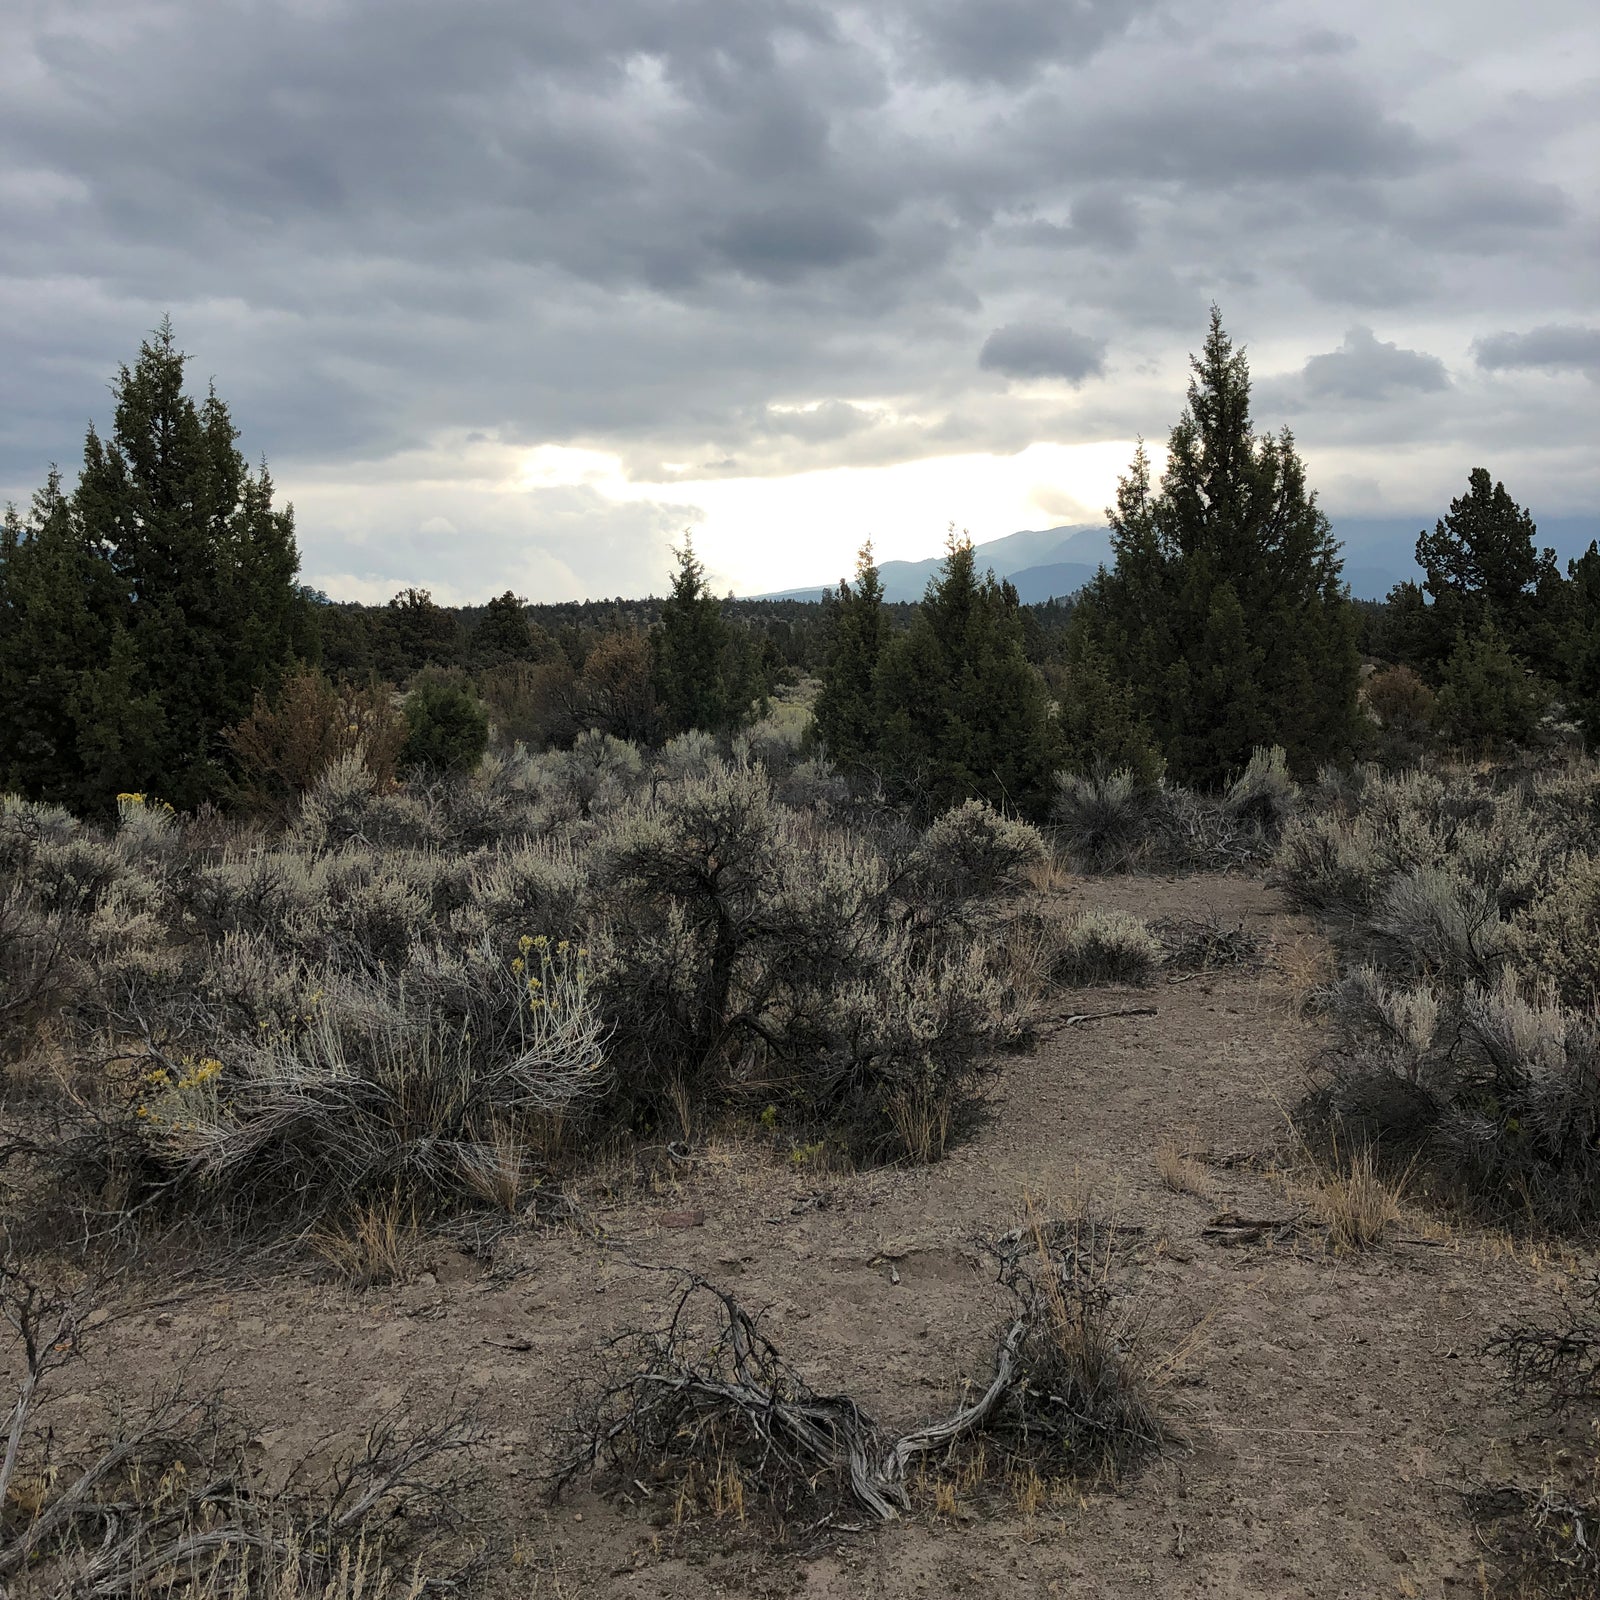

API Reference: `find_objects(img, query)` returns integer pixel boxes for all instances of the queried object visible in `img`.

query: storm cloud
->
[0,0,1594,598]
[1302,327,1450,401]
[980,324,1108,383]
[1474,325,1600,379]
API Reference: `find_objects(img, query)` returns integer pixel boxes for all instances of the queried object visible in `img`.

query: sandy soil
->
[7,872,1589,1598]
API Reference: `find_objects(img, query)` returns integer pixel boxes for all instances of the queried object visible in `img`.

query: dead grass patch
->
[1155,1133,1212,1199]
[312,1197,424,1289]
[1274,929,1338,1013]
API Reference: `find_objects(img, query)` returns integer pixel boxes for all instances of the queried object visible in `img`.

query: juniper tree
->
[812,541,885,773]
[1070,308,1360,787]
[0,322,302,812]
[0,470,163,810]
[876,532,1058,816]
[471,590,534,664]
[378,587,461,680]
[1431,620,1545,754]
[1405,469,1561,678]
[652,536,760,738]
[1562,542,1600,746]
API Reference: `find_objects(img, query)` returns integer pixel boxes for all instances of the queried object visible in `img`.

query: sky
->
[1,0,1595,602]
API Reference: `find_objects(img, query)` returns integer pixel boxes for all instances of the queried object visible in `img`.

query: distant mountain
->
[750,513,1600,606]
[753,524,1111,603]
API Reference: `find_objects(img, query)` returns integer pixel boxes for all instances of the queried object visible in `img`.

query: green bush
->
[400,674,490,776]
[1432,624,1545,755]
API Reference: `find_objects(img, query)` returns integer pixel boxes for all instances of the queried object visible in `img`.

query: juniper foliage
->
[1070,308,1361,787]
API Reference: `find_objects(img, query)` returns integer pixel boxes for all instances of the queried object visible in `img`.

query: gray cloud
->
[979,324,1108,383]
[0,0,1595,595]
[900,0,1158,85]
[1474,324,1600,378]
[1302,326,1451,401]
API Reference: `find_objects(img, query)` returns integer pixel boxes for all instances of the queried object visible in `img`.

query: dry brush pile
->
[549,1210,1167,1540]
[1275,758,1600,1230]
[0,739,1047,1239]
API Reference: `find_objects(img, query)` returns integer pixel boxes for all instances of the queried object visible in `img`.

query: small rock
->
[658,1209,706,1229]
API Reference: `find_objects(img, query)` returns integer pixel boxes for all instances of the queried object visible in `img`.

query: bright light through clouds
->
[1,0,1595,601]
[644,443,1137,595]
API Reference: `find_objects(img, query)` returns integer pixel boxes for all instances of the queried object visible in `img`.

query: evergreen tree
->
[400,671,490,775]
[1432,621,1545,754]
[652,536,757,737]
[471,590,534,664]
[1045,629,1165,787]
[1562,542,1600,747]
[812,541,885,773]
[0,322,301,812]
[1071,308,1361,786]
[1412,469,1559,677]
[378,587,460,680]
[0,470,160,809]
[876,531,1058,816]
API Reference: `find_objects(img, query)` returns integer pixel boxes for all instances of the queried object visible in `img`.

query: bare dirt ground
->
[8,872,1589,1598]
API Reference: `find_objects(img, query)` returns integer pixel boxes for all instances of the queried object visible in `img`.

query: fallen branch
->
[1201,1211,1323,1246]
[551,1225,1165,1529]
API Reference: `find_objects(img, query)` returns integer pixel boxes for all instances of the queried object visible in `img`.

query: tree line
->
[3,311,1596,821]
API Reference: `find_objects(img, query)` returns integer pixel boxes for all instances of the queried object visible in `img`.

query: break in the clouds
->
[0,0,1595,600]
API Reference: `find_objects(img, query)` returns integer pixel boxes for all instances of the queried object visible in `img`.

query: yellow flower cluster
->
[135,1055,224,1131]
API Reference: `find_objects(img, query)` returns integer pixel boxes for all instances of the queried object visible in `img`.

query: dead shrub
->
[1154,912,1264,973]
[229,668,407,810]
[551,1223,1166,1533]
[1474,1275,1600,1596]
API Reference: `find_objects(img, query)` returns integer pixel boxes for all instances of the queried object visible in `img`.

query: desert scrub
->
[1513,852,1600,1012]
[904,798,1048,904]
[118,937,609,1222]
[1282,756,1600,1230]
[1315,963,1600,1229]
[1047,908,1160,987]
[1050,767,1156,873]
[1052,746,1298,875]
[1,748,1043,1237]
[587,765,1034,1162]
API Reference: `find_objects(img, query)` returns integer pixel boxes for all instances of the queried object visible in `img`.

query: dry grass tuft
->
[1274,930,1338,1013]
[313,1198,424,1289]
[1302,1141,1405,1253]
[1155,1133,1211,1199]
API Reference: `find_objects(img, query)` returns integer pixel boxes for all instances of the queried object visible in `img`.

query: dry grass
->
[313,1198,424,1288]
[1024,854,1075,895]
[1155,1132,1211,1199]
[887,1082,956,1166]
[1302,1141,1406,1253]
[1274,929,1337,1014]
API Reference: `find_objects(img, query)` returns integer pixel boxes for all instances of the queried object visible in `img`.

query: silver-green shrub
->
[1047,907,1161,987]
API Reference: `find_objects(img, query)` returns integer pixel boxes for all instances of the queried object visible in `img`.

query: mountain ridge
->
[749,514,1600,604]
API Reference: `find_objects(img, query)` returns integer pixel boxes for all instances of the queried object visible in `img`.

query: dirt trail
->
[9,874,1583,1597]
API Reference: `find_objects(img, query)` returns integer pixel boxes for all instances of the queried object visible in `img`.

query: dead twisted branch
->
[550,1218,1163,1528]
